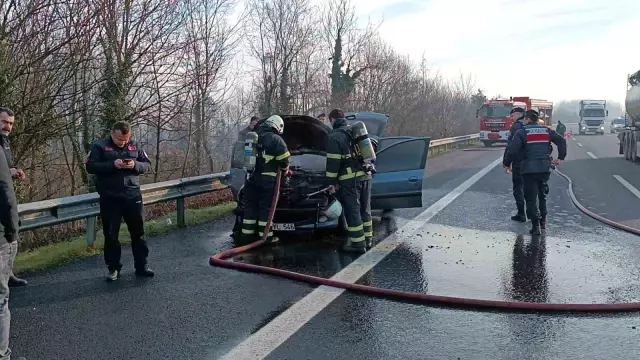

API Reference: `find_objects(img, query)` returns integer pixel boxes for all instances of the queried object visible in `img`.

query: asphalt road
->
[9,143,640,360]
[560,124,640,229]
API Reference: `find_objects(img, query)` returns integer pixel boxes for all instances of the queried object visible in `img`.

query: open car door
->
[371,136,431,210]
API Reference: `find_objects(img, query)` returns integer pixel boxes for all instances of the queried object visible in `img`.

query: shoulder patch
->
[525,127,551,143]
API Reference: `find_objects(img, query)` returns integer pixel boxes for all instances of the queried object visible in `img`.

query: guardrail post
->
[176,198,185,227]
[86,216,97,247]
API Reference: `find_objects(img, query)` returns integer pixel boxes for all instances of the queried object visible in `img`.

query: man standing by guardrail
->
[86,121,154,282]
[0,107,28,288]
[0,127,22,359]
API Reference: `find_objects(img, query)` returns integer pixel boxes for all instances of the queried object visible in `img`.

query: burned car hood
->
[280,115,331,153]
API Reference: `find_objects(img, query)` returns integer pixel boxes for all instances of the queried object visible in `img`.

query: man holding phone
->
[86,121,154,281]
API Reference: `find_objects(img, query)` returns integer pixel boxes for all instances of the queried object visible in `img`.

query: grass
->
[14,202,237,274]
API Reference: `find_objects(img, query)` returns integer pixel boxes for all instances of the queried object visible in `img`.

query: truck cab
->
[477,99,526,147]
[579,100,608,135]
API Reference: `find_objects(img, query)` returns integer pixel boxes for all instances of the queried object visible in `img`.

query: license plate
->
[272,223,295,231]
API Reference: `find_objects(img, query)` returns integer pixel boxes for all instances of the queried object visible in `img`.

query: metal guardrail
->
[17,134,481,247]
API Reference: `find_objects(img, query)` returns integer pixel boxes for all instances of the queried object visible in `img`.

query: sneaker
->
[135,267,155,277]
[106,270,119,282]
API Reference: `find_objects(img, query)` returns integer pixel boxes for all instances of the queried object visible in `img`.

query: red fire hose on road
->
[210,169,640,313]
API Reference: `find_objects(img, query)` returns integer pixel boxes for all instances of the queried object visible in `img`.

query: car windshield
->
[614,118,626,124]
[482,106,511,118]
[582,109,605,117]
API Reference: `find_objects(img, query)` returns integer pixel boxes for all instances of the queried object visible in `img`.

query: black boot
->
[9,275,28,287]
[540,215,547,230]
[511,204,526,222]
[529,220,541,235]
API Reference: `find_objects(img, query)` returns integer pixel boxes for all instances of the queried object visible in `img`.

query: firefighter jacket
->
[86,138,152,198]
[503,117,525,169]
[325,118,372,185]
[504,124,567,175]
[255,126,290,178]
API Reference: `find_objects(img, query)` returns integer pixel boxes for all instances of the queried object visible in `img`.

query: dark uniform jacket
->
[325,118,372,185]
[503,118,525,169]
[86,138,152,198]
[0,142,18,244]
[255,125,290,179]
[504,124,567,175]
[0,135,14,168]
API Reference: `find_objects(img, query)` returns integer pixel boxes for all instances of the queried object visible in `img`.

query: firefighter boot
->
[529,219,542,235]
[540,215,547,230]
[511,204,527,223]
[342,239,366,254]
[365,237,373,249]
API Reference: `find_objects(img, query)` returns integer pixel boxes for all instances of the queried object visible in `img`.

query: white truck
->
[619,71,640,161]
[578,100,608,135]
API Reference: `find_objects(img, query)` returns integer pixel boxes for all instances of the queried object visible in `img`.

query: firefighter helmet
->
[264,115,285,134]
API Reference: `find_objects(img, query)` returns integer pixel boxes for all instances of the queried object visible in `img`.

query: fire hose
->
[210,168,640,313]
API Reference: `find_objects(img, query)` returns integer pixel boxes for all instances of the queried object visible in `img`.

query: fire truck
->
[477,97,554,147]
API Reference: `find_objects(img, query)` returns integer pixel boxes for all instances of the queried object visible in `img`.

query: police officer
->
[325,108,373,253]
[505,110,567,235]
[86,121,154,281]
[0,107,27,287]
[240,115,290,244]
[503,107,527,222]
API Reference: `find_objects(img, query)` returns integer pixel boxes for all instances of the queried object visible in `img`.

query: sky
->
[348,0,640,105]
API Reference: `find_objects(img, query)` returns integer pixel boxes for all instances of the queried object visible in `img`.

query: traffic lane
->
[326,165,640,305]
[267,166,640,360]
[561,133,640,228]
[571,131,621,159]
[239,148,504,278]
[9,216,314,360]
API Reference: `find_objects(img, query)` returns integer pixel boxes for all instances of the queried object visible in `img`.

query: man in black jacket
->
[0,107,27,287]
[503,107,527,222]
[505,110,567,235]
[0,133,20,359]
[86,121,154,281]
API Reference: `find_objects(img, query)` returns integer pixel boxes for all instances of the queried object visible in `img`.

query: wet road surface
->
[561,127,640,229]
[10,143,640,360]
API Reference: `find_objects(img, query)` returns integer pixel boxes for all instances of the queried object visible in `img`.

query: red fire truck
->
[478,97,554,147]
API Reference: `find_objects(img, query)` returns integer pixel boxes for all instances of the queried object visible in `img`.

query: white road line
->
[613,175,640,200]
[218,156,503,360]
[586,152,597,159]
[577,143,583,147]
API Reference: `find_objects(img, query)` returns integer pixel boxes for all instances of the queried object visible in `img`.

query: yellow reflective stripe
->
[364,232,373,237]
[338,171,365,181]
[275,151,290,160]
[242,229,255,234]
[326,153,342,159]
[349,236,366,242]
[243,219,257,224]
[258,231,274,236]
[263,154,274,161]
[347,224,364,232]
[363,221,373,227]
[262,172,277,177]
[326,172,338,178]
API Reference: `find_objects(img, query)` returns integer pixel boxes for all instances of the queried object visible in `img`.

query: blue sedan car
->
[228,112,431,235]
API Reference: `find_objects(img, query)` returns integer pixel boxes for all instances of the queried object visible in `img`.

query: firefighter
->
[503,107,527,222]
[504,110,567,235]
[325,109,373,254]
[239,115,291,244]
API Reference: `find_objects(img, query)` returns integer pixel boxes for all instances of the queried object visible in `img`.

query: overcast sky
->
[348,0,639,104]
